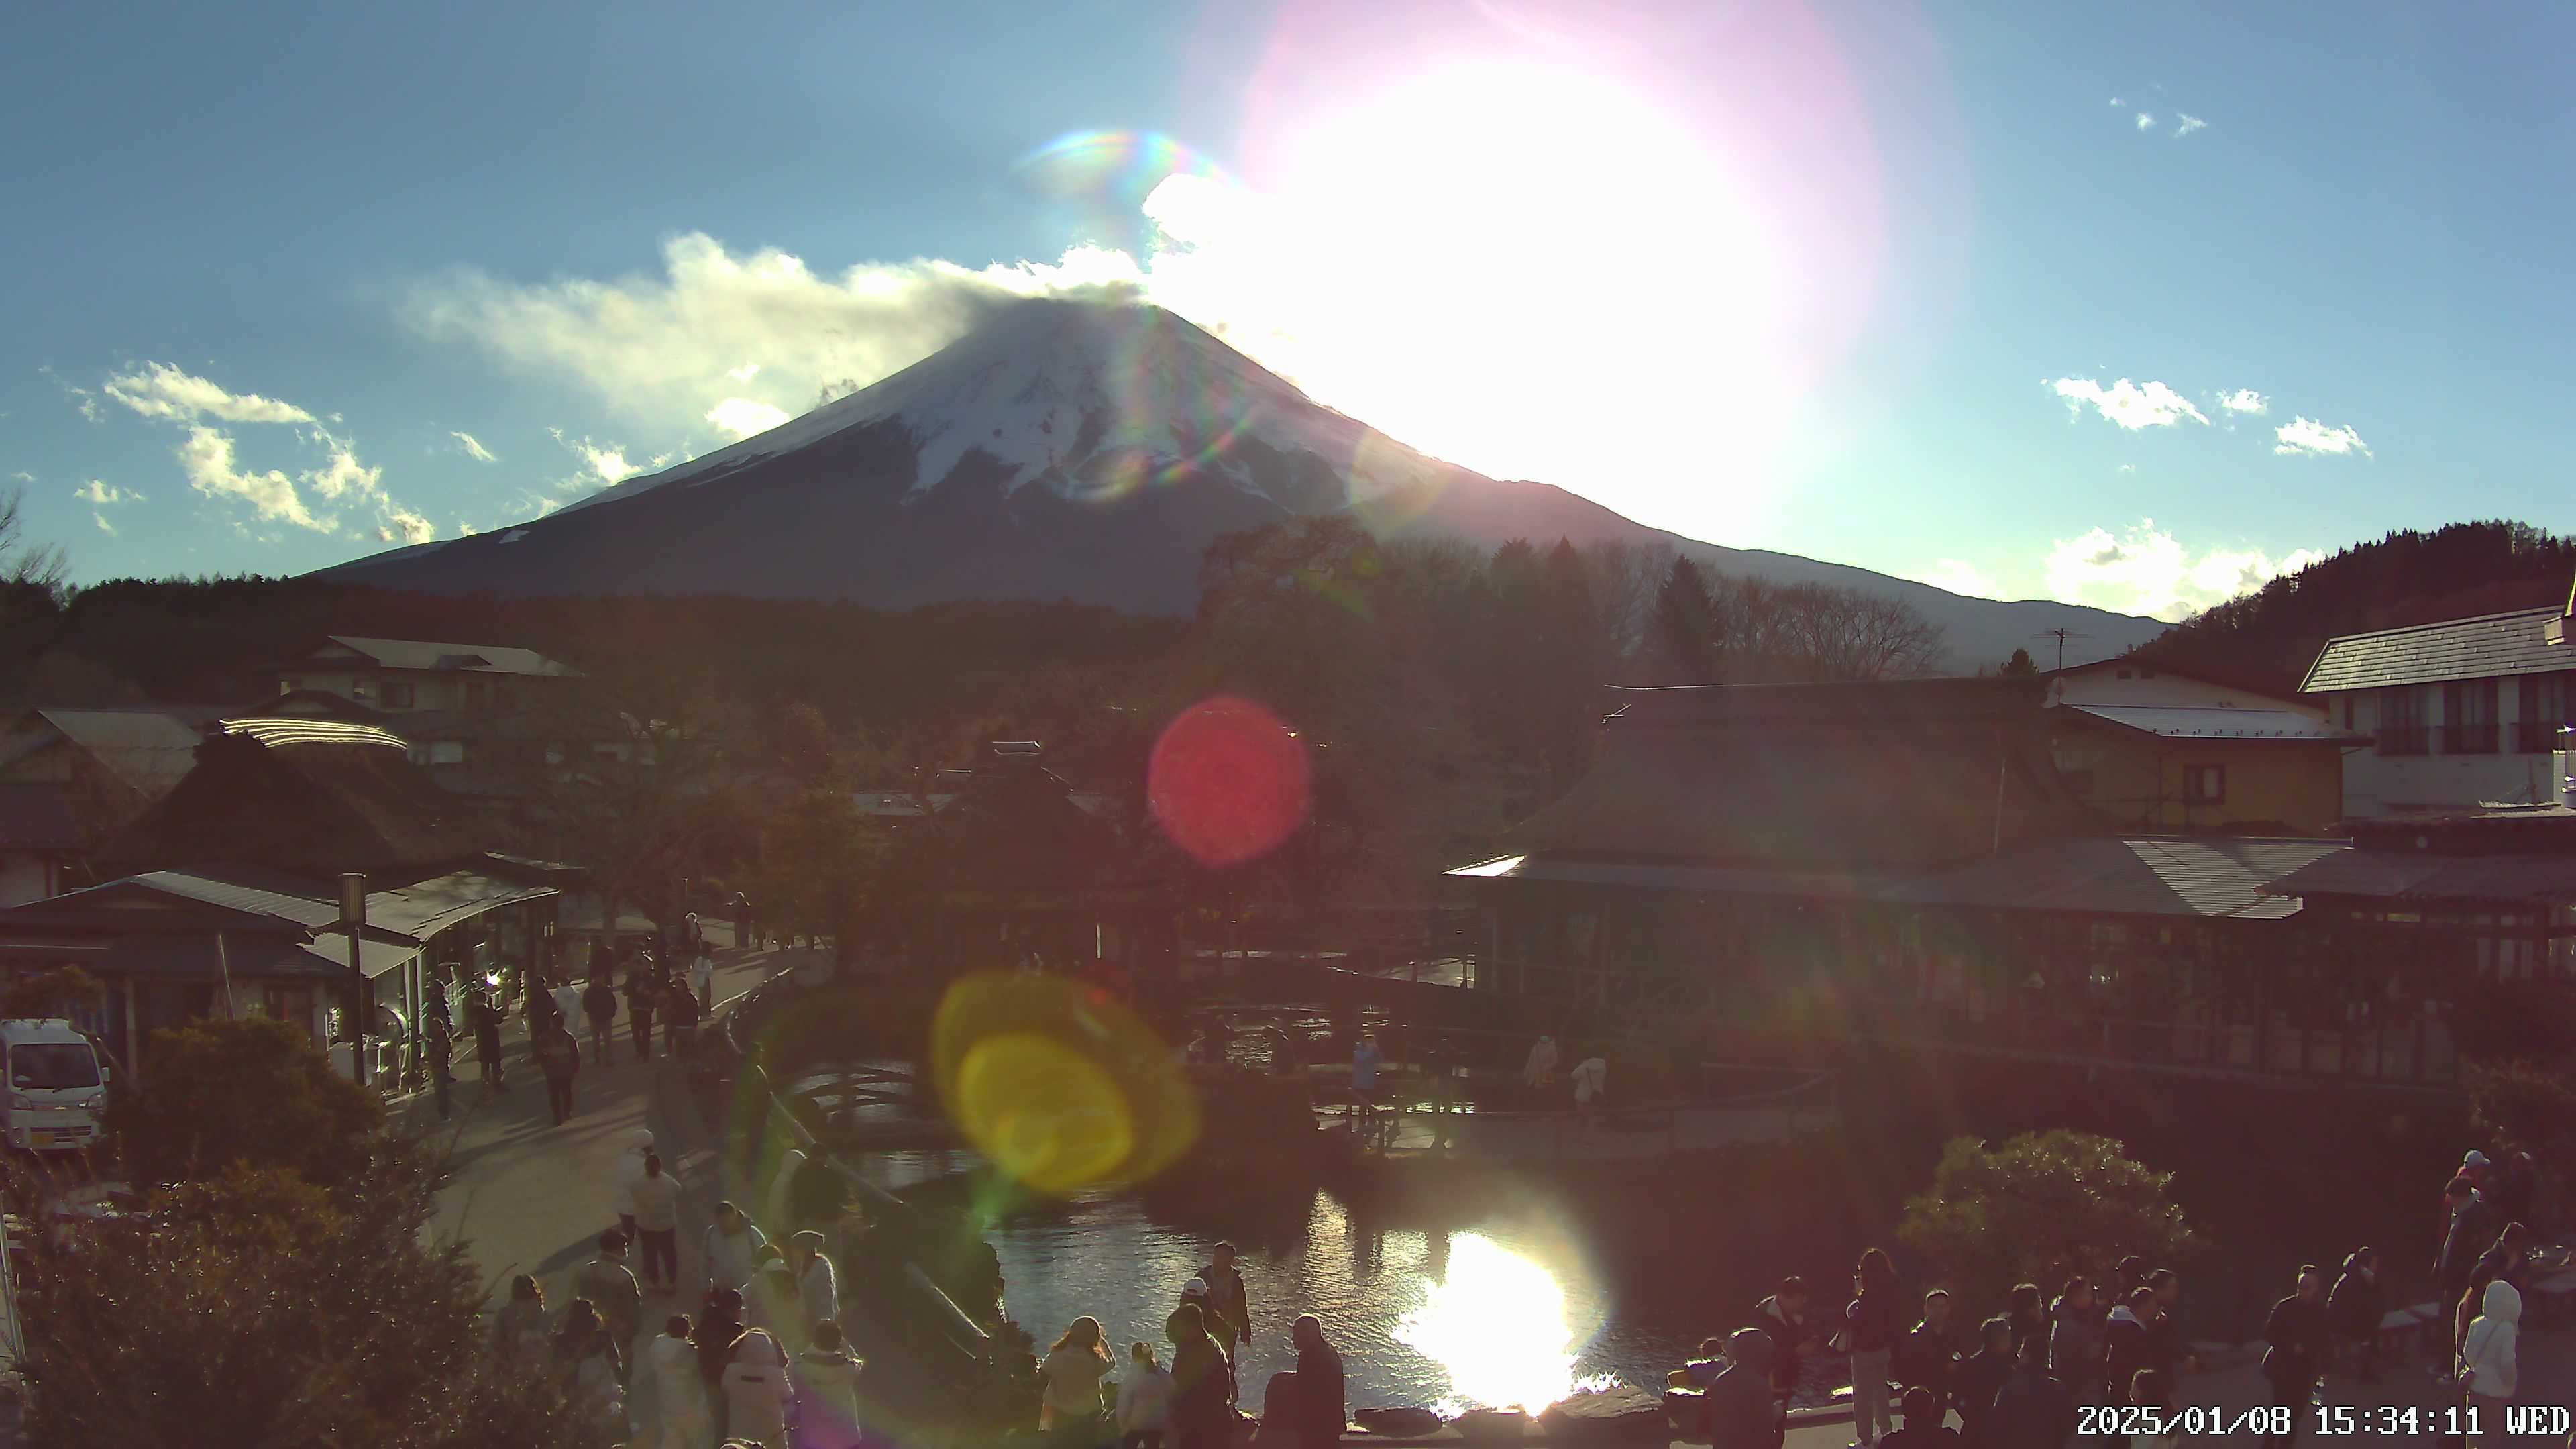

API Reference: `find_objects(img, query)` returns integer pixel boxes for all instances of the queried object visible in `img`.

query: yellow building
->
[2041,660,2363,835]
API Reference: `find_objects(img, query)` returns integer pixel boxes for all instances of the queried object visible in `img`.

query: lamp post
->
[340,871,368,1087]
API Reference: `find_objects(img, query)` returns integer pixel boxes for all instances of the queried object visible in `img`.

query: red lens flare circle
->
[1148,696,1312,867]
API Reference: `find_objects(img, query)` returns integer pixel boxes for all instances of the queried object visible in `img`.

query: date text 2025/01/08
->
[2082,1403,2575,1438]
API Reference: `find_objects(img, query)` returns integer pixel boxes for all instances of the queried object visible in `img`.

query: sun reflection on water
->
[1393,1233,1607,1415]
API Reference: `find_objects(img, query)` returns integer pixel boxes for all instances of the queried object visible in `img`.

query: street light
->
[340,872,368,1087]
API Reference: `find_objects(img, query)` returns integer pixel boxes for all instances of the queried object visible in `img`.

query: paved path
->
[419,924,822,1439]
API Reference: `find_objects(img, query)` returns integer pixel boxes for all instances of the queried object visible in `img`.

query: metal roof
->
[0,782,80,851]
[1452,835,2344,920]
[2262,851,2576,905]
[2300,606,2576,694]
[320,636,573,677]
[2063,703,2364,742]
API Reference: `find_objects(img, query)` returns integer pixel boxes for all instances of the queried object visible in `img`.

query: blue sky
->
[4,1,2569,621]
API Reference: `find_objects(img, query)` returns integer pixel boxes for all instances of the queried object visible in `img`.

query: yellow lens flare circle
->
[955,1033,1136,1190]
[933,973,1200,1195]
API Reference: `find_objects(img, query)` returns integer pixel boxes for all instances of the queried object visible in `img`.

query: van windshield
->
[11,1043,101,1089]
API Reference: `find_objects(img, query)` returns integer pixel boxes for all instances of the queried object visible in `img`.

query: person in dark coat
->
[2432,1180,2494,1361]
[2004,1284,2049,1366]
[470,988,505,1087]
[1165,1303,1234,1449]
[2259,1265,2330,1448]
[2328,1249,2383,1384]
[1890,1289,1959,1413]
[1704,1327,1777,1449]
[696,1286,747,1443]
[425,1015,454,1121]
[1845,1249,1905,1449]
[1950,1318,2014,1449]
[2045,1278,2102,1404]
[2455,1222,2530,1358]
[625,965,658,1061]
[1982,1344,2076,1449]
[2099,1287,2156,1404]
[1879,1385,1961,1449]
[1289,1315,1344,1449]
[2143,1271,2184,1380]
[1754,1275,1813,1436]
[582,973,619,1065]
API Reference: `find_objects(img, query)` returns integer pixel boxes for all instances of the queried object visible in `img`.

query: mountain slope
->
[323,297,2164,667]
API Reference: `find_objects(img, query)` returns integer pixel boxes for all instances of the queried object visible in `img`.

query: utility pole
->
[340,872,368,1087]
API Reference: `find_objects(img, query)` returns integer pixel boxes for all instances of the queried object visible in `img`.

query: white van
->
[0,1020,108,1152]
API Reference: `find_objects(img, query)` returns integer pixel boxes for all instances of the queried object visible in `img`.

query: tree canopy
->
[1896,1130,2202,1314]
[106,1014,384,1190]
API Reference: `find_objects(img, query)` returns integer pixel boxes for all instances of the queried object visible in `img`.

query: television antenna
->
[2032,627,2094,671]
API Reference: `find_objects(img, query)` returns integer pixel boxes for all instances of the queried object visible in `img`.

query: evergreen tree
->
[1649,557,1719,684]
[1999,647,2038,676]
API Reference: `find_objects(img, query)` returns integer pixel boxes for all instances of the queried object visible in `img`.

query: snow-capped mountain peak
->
[564,297,1447,516]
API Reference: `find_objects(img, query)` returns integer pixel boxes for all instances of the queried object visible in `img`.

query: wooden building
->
[1444,678,2546,1093]
[2043,661,2361,835]
[0,718,564,1076]
[869,742,1176,979]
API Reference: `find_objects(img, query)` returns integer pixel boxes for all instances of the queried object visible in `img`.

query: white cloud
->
[2045,519,2326,622]
[405,235,1135,453]
[2109,97,2125,107]
[178,426,325,532]
[2215,388,2269,416]
[2116,463,2137,474]
[450,430,496,463]
[2174,113,2207,138]
[103,362,316,425]
[86,360,437,542]
[2135,111,2157,131]
[706,396,790,441]
[74,482,134,535]
[544,429,682,495]
[2047,377,2210,430]
[457,520,480,537]
[11,471,33,484]
[2273,416,2371,458]
[1919,559,2000,599]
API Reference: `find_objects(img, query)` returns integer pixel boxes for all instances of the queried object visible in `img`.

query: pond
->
[841,1146,1851,1415]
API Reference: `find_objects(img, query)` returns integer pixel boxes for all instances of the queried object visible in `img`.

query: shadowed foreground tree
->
[15,1160,604,1449]
[1898,1130,2201,1315]
[105,1014,384,1190]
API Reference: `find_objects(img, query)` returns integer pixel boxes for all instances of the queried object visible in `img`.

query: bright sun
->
[1152,61,1787,539]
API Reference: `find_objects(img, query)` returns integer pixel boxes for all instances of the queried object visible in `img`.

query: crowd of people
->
[1032,1245,1344,1449]
[464,919,718,1126]
[1668,1144,2551,1449]
[494,1159,856,1449]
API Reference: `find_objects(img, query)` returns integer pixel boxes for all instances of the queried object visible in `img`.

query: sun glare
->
[1393,1232,1589,1414]
[1206,60,1787,537]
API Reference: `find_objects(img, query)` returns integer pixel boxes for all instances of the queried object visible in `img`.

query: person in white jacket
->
[613,1128,655,1240]
[790,1229,841,1333]
[722,1327,796,1449]
[705,1200,768,1296]
[2459,1279,2518,1446]
[641,1312,709,1449]
[1117,1339,1176,1449]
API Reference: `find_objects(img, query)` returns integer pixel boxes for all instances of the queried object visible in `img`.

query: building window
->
[2379,685,2428,755]
[2338,696,2355,731]
[2185,765,2226,804]
[2443,679,2498,754]
[382,681,416,709]
[2518,675,2569,754]
[429,740,465,765]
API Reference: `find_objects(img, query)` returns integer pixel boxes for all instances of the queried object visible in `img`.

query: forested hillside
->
[2133,521,2576,694]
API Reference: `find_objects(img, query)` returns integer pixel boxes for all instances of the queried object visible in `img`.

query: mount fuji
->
[321,296,2165,667]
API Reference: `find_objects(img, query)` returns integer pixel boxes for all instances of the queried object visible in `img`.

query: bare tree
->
[1,485,69,598]
[1580,539,1676,659]
[1709,576,1947,682]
